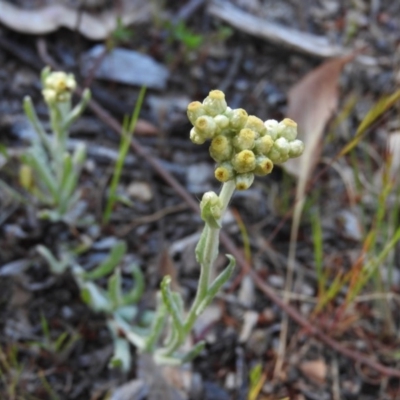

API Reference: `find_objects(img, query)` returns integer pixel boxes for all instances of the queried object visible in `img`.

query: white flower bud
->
[200,191,223,222]
[289,139,304,158]
[274,137,290,157]
[190,127,206,144]
[264,119,279,140]
[277,118,297,141]
[214,115,230,130]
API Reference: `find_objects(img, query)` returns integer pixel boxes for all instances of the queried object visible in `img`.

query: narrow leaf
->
[196,254,235,316]
[84,241,126,280]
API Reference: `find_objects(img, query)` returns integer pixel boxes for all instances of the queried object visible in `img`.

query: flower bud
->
[289,139,304,158]
[254,135,274,155]
[223,106,233,119]
[42,88,57,104]
[267,147,282,163]
[277,118,297,141]
[214,115,230,130]
[187,101,206,125]
[264,119,279,140]
[200,191,223,227]
[209,135,233,162]
[215,162,235,182]
[233,128,256,150]
[232,150,256,173]
[195,115,217,139]
[43,71,76,103]
[268,138,290,163]
[245,116,267,136]
[203,90,227,116]
[254,156,274,176]
[200,191,221,210]
[190,127,206,144]
[274,137,290,156]
[235,173,254,190]
[230,108,248,130]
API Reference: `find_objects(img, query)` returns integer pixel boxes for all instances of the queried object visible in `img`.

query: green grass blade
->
[103,86,147,224]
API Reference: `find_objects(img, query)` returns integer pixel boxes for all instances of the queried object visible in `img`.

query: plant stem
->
[163,180,236,357]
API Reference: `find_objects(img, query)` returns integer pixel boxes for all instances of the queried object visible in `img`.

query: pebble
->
[81,45,169,90]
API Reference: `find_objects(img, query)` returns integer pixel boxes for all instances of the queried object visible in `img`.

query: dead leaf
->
[284,53,357,180]
[299,359,327,385]
[0,0,150,40]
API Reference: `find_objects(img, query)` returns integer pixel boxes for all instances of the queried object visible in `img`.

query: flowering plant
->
[21,67,91,221]
[122,90,304,365]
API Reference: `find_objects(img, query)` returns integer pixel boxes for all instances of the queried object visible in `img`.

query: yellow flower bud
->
[233,128,257,150]
[209,135,233,162]
[235,173,254,190]
[187,101,206,125]
[195,115,217,139]
[245,116,267,136]
[254,156,274,176]
[232,150,256,173]
[215,162,235,182]
[203,90,227,116]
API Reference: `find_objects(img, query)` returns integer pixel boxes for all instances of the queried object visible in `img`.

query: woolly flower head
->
[42,70,76,104]
[187,90,304,190]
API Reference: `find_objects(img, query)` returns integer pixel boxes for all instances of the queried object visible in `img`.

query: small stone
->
[127,181,153,202]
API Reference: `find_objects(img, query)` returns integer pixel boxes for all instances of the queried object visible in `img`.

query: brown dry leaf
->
[0,0,150,40]
[284,53,357,180]
[299,359,327,385]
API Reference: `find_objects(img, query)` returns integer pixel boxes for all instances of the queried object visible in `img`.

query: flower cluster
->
[42,71,77,104]
[188,90,304,190]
